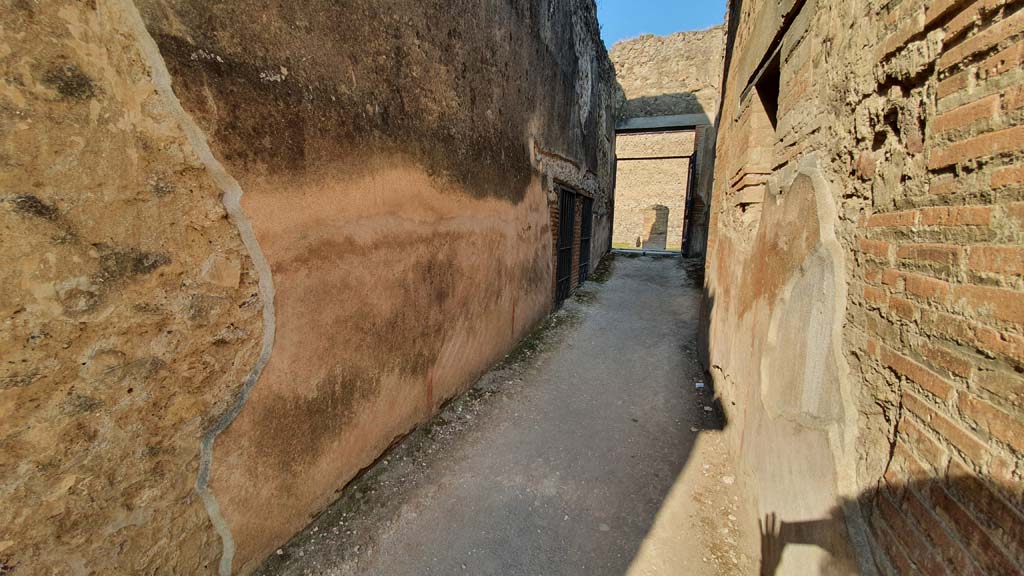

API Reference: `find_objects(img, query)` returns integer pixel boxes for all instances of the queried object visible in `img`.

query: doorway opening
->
[611,125,695,254]
[579,195,594,283]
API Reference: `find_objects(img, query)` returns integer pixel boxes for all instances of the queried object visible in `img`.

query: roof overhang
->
[615,113,711,133]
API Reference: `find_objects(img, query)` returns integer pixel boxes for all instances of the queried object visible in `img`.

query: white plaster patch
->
[259,66,289,83]
[189,49,225,63]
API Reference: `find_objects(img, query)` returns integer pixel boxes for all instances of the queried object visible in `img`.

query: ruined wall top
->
[610,25,726,121]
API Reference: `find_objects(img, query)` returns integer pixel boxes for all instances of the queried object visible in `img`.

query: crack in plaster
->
[117,2,277,574]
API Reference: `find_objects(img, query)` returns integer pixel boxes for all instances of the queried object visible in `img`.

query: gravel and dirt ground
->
[256,254,757,576]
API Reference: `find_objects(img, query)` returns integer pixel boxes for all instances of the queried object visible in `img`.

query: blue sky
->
[596,0,727,48]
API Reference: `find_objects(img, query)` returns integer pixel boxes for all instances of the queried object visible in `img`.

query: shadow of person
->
[758,474,1024,575]
[759,511,859,575]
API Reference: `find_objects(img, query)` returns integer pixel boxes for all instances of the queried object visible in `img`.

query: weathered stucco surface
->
[1,0,616,573]
[0,1,264,572]
[707,0,1023,573]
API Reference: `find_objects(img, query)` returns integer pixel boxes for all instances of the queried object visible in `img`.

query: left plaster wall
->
[0,0,263,573]
[133,0,616,570]
[1,0,617,574]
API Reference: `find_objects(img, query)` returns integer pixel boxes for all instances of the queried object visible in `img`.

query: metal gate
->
[579,196,593,283]
[681,154,697,254]
[555,187,576,306]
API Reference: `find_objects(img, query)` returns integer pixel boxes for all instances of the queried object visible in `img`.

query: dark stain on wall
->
[139,0,608,204]
[96,246,171,282]
[11,194,60,220]
[43,64,97,100]
[239,229,482,482]
[256,368,381,471]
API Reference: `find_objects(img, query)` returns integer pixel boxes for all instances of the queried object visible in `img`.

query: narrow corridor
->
[259,256,756,576]
[10,3,1022,573]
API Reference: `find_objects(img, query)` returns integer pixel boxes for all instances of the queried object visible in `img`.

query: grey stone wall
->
[610,26,726,120]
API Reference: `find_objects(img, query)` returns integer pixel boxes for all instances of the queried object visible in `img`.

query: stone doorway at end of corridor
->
[611,114,713,258]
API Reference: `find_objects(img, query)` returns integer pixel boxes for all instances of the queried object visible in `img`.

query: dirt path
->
[257,255,757,576]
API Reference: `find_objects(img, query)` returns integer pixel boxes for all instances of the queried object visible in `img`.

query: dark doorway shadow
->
[642,204,670,250]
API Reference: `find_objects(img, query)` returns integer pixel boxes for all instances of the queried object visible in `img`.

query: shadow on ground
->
[256,253,744,576]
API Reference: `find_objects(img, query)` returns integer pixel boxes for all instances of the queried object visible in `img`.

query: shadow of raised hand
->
[759,512,784,576]
[758,510,860,575]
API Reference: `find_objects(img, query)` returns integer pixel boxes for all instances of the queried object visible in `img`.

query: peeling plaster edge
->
[118,2,277,574]
[795,156,879,575]
[782,155,879,576]
[530,140,602,202]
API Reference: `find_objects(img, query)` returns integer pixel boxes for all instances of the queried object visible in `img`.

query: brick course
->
[709,0,1024,572]
[853,1,1024,569]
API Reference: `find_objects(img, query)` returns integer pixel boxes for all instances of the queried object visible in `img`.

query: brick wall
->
[684,124,717,257]
[708,0,1024,572]
[855,1,1024,571]
[610,26,724,257]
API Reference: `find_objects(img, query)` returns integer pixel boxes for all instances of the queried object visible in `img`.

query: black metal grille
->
[579,196,593,283]
[555,187,576,306]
